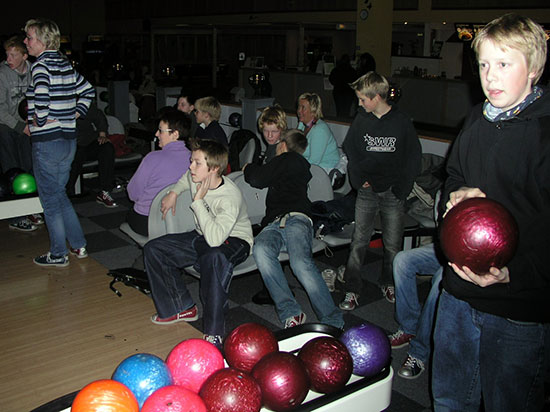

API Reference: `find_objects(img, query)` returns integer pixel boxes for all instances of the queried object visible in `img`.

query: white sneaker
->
[337,265,346,283]
[321,268,337,292]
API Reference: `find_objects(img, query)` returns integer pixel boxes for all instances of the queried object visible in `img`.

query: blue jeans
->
[32,139,86,256]
[344,186,405,292]
[393,243,443,363]
[252,214,344,329]
[432,290,547,412]
[143,231,250,336]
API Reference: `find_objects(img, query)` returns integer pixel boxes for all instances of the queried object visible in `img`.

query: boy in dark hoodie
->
[243,129,343,330]
[338,71,421,311]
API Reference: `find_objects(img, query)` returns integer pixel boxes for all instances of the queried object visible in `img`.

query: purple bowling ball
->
[340,323,391,377]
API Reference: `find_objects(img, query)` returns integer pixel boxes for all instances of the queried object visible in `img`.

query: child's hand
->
[161,191,178,219]
[449,262,510,286]
[194,172,215,200]
[444,187,486,217]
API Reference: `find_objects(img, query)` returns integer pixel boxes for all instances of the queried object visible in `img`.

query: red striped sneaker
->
[284,312,306,329]
[151,305,199,324]
[70,247,88,259]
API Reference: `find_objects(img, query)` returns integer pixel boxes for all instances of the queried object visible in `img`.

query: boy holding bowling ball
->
[432,14,550,411]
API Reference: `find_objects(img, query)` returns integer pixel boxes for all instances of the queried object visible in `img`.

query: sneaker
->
[96,190,118,208]
[203,334,224,351]
[388,329,415,349]
[339,292,359,311]
[337,265,346,283]
[151,305,198,325]
[34,252,69,267]
[398,355,425,379]
[321,268,337,292]
[70,247,88,259]
[284,312,307,329]
[381,285,396,303]
[28,213,45,225]
[9,218,37,232]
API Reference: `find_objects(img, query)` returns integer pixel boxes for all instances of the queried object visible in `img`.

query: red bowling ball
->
[224,322,279,373]
[439,197,519,274]
[141,385,206,412]
[298,336,353,394]
[251,351,310,412]
[166,338,224,393]
[199,367,262,412]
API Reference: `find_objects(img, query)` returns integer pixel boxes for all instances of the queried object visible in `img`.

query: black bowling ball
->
[18,98,28,121]
[229,112,242,128]
[4,167,26,187]
[0,176,11,199]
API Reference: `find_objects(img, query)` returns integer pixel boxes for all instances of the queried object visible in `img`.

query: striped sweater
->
[26,50,95,142]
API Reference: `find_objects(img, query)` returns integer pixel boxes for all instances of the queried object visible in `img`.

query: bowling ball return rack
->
[0,193,43,220]
[32,323,393,412]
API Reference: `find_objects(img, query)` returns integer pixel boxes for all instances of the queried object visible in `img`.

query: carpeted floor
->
[71,170,434,412]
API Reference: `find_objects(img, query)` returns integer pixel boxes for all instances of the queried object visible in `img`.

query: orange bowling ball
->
[71,379,139,412]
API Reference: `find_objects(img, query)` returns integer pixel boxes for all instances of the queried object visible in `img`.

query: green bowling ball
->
[12,173,37,195]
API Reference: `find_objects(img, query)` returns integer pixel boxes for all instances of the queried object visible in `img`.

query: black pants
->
[67,140,115,193]
[126,208,148,237]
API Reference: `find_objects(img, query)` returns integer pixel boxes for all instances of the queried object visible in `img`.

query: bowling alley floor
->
[0,175,434,412]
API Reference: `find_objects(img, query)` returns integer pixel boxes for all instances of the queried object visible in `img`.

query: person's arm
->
[160,170,191,218]
[243,155,282,189]
[90,105,109,144]
[192,185,242,247]
[74,72,95,119]
[31,62,51,127]
[126,155,151,202]
[0,74,21,129]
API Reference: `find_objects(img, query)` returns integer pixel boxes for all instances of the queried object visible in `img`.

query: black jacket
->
[76,103,108,147]
[343,106,421,200]
[244,151,312,227]
[442,90,550,322]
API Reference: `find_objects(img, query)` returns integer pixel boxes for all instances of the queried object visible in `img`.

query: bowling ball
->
[12,173,37,195]
[199,367,262,412]
[340,323,391,377]
[112,353,173,408]
[388,84,401,103]
[166,338,224,393]
[251,351,310,412]
[4,167,25,187]
[0,176,10,199]
[298,336,353,394]
[224,322,279,373]
[141,385,206,412]
[18,98,28,121]
[439,197,519,274]
[228,112,242,128]
[71,379,139,412]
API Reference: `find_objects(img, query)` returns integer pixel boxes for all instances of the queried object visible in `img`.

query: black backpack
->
[228,129,262,171]
[106,268,151,297]
[311,191,357,237]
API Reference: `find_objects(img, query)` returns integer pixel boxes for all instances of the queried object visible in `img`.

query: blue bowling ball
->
[340,323,391,377]
[112,353,173,408]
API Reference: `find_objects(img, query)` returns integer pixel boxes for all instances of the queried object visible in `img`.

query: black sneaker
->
[34,252,69,268]
[9,218,37,232]
[398,354,425,379]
